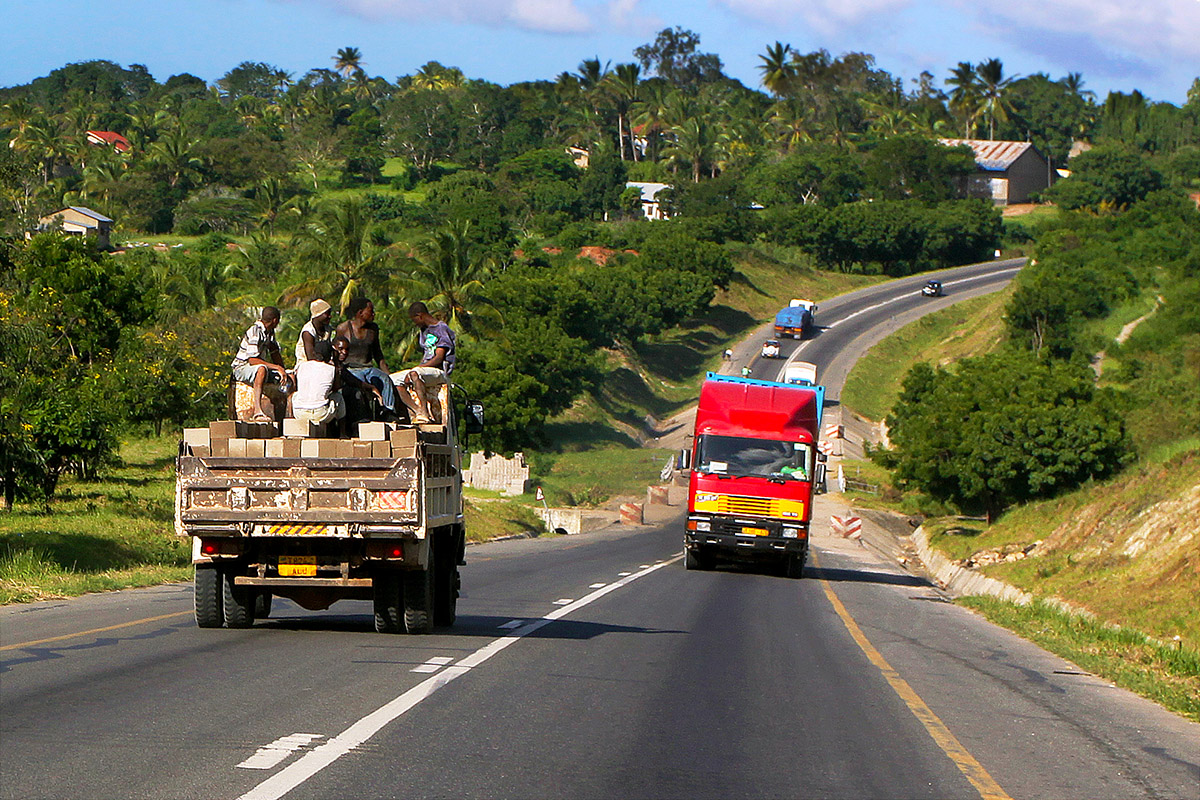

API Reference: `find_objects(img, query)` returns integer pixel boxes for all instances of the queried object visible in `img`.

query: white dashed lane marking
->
[553,599,573,605]
[411,656,455,674]
[237,734,324,770]
[589,583,606,589]
[499,620,523,629]
[237,557,682,800]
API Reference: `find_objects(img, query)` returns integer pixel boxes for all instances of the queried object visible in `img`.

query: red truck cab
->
[683,374,825,578]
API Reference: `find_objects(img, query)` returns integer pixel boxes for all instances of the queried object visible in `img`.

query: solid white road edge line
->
[825,267,1023,330]
[789,266,1023,360]
[236,555,683,800]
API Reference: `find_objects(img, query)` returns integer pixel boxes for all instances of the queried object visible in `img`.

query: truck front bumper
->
[685,517,807,555]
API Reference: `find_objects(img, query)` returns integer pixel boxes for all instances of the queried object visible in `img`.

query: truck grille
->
[718,495,775,516]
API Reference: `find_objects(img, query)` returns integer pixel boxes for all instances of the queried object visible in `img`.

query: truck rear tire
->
[222,567,256,629]
[373,572,402,633]
[403,551,435,634]
[783,551,805,579]
[433,555,458,627]
[254,592,273,619]
[194,564,223,628]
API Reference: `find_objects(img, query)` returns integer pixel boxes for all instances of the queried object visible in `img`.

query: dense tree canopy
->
[879,352,1130,520]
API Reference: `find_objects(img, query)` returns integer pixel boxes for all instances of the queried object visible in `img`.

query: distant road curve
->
[757,257,1025,399]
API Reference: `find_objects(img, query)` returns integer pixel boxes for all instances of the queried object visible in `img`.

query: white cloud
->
[714,0,913,35]
[956,0,1200,64]
[297,0,609,34]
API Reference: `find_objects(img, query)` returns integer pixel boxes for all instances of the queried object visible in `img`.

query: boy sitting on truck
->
[231,306,291,423]
[391,301,456,425]
[332,335,385,429]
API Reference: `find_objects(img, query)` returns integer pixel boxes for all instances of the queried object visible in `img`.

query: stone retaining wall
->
[463,452,530,496]
[911,526,1033,605]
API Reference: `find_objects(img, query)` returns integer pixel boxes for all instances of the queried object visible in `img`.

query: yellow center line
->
[0,611,192,652]
[812,550,1012,800]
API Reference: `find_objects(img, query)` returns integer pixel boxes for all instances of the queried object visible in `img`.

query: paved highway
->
[4,260,1199,800]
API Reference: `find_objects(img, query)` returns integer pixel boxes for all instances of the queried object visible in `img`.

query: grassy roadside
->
[0,433,661,602]
[0,435,191,604]
[840,287,1012,421]
[961,596,1200,722]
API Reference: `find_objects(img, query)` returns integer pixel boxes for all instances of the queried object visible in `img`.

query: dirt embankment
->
[981,451,1200,646]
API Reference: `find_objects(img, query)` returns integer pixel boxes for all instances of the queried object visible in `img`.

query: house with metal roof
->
[626,181,672,220]
[85,130,131,154]
[939,139,1055,205]
[35,206,114,249]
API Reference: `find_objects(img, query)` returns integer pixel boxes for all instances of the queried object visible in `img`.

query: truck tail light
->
[199,538,241,556]
[365,541,405,560]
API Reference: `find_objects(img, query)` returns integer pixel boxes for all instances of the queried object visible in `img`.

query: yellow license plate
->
[278,556,317,577]
[739,527,769,536]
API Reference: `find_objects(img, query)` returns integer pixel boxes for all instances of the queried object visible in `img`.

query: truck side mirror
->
[677,449,692,470]
[817,451,827,463]
[464,400,485,435]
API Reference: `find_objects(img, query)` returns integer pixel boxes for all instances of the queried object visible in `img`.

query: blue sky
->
[2,0,1197,104]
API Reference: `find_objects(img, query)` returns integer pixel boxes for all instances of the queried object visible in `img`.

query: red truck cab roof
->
[695,374,824,442]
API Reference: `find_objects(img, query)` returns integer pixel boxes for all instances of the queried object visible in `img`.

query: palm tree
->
[284,198,393,313]
[148,126,203,189]
[1,98,36,149]
[630,83,671,162]
[22,115,70,184]
[79,156,125,205]
[766,97,817,151]
[946,61,981,138]
[1061,72,1094,100]
[663,116,716,182]
[605,63,641,160]
[333,47,363,79]
[758,42,793,99]
[252,177,291,235]
[399,220,502,339]
[976,58,1016,140]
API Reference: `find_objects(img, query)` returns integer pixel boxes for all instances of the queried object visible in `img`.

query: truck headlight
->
[695,521,711,532]
[782,527,799,538]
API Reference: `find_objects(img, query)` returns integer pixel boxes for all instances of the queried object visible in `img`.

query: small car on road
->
[921,280,944,297]
[760,339,781,358]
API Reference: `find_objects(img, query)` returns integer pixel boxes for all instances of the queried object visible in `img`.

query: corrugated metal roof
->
[67,206,113,223]
[939,139,1033,172]
[626,181,671,202]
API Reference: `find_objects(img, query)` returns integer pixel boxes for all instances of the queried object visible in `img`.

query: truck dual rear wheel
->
[433,559,459,627]
[194,565,223,628]
[403,550,435,635]
[373,572,402,633]
[222,568,256,628]
[254,592,273,619]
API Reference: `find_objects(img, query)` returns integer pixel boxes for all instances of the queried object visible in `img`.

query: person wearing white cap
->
[295,298,333,365]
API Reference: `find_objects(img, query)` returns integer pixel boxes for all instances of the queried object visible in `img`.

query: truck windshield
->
[696,435,812,480]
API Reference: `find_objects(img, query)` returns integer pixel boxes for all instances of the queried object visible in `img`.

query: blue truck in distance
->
[774,305,813,339]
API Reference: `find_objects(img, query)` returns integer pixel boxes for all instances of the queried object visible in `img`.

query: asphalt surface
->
[4,259,1199,800]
